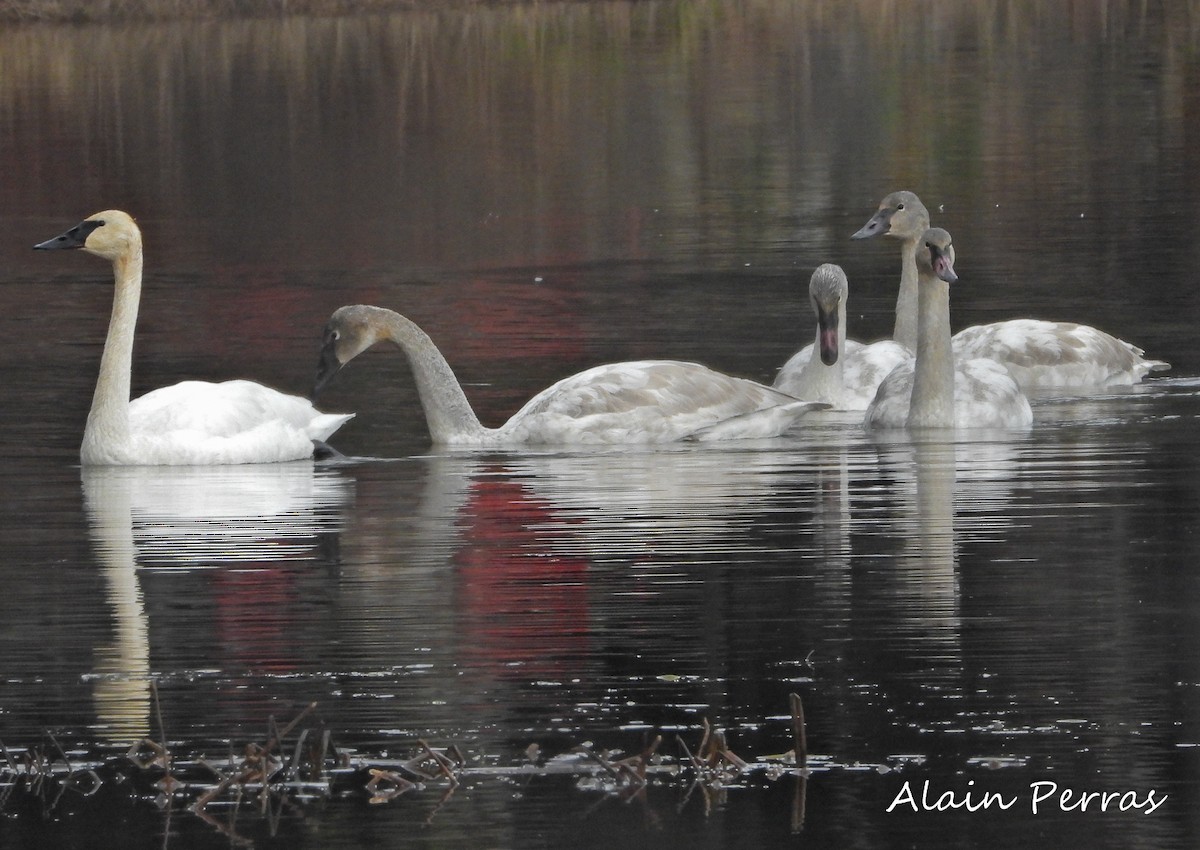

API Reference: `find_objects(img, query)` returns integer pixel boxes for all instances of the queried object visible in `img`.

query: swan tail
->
[308,412,355,442]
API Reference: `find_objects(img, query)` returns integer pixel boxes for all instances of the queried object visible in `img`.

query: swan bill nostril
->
[33,218,106,251]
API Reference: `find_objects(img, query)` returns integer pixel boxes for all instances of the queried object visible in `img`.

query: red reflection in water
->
[211,563,302,673]
[454,469,591,679]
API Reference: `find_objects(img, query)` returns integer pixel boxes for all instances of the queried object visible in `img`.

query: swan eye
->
[897,203,905,210]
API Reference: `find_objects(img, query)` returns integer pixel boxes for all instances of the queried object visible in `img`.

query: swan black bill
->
[312,341,344,400]
[33,219,105,251]
[851,209,890,240]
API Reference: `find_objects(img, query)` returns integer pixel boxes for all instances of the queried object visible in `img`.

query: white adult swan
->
[313,304,827,446]
[773,264,910,410]
[35,211,352,465]
[865,229,1033,430]
[853,190,1169,390]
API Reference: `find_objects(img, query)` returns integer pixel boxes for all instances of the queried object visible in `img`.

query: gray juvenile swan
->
[313,304,827,446]
[35,211,352,465]
[773,264,910,410]
[865,229,1033,430]
[853,190,1169,389]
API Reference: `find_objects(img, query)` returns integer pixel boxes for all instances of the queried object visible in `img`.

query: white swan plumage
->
[35,210,352,465]
[773,263,910,410]
[853,190,1169,389]
[313,304,827,447]
[865,228,1033,430]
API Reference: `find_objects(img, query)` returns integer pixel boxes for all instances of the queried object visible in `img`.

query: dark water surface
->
[1,2,1199,847]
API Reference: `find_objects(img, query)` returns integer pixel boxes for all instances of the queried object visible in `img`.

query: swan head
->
[916,228,957,283]
[851,190,930,241]
[33,210,141,262]
[809,263,847,365]
[313,305,385,398]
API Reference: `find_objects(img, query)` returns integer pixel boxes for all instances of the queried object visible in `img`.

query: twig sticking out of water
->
[191,700,323,817]
[685,717,747,776]
[366,768,418,804]
[418,739,461,787]
[4,693,817,840]
[576,735,663,791]
[790,691,807,769]
[0,735,102,819]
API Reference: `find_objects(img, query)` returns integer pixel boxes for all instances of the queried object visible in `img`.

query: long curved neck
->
[893,232,921,349]
[377,310,490,443]
[83,249,143,458]
[907,271,955,429]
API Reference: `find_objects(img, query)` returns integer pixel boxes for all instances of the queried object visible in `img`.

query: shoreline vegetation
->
[0,0,537,24]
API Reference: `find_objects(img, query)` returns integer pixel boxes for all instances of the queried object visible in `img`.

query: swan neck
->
[83,249,143,459]
[378,311,488,443]
[907,273,955,428]
[800,299,846,404]
[893,234,921,349]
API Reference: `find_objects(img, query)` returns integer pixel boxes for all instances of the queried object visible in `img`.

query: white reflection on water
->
[878,440,961,639]
[81,463,352,741]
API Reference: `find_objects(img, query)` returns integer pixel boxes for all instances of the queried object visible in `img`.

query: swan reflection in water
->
[79,429,1026,744]
[869,438,961,637]
[330,437,867,706]
[82,462,352,742]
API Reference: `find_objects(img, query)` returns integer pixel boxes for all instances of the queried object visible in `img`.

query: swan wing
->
[863,361,915,429]
[125,380,353,464]
[685,400,830,441]
[952,320,1169,389]
[841,340,912,410]
[503,360,811,444]
[952,358,1033,429]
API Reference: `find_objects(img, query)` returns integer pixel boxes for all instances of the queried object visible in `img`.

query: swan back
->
[952,319,1170,388]
[507,360,823,444]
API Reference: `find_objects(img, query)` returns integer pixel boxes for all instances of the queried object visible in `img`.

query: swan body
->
[854,190,1169,389]
[950,319,1165,389]
[865,229,1033,430]
[314,305,827,447]
[35,211,352,465]
[773,264,911,410]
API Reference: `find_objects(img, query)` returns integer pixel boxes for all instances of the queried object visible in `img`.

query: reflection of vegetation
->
[2,0,1198,271]
[0,0,479,23]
